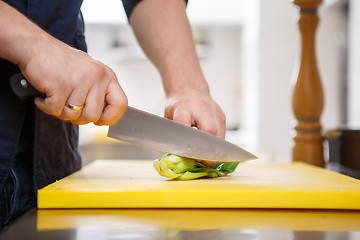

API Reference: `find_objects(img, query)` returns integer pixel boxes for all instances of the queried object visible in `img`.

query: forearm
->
[128,0,209,96]
[0,1,51,68]
[128,0,226,140]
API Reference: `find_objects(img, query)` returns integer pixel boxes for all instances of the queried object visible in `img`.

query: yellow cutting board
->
[36,209,360,231]
[38,160,360,210]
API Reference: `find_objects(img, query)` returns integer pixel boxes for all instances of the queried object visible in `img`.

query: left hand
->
[164,88,225,169]
[164,88,226,139]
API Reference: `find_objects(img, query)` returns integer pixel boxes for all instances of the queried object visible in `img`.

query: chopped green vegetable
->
[153,154,239,180]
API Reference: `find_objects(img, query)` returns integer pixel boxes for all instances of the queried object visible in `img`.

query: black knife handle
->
[9,73,46,100]
[9,73,110,109]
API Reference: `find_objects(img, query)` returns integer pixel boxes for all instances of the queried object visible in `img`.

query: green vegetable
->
[153,154,239,180]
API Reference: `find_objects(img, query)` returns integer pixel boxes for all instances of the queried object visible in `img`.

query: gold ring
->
[66,103,84,112]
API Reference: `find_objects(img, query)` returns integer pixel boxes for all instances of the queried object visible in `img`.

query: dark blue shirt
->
[0,0,141,193]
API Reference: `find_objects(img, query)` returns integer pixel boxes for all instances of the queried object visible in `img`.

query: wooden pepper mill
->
[292,0,325,167]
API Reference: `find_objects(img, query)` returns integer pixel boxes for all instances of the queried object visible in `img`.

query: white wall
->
[318,1,348,129]
[348,0,360,127]
[240,0,298,162]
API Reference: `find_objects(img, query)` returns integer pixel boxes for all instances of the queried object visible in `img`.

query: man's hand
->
[0,1,127,125]
[20,37,128,126]
[165,88,226,139]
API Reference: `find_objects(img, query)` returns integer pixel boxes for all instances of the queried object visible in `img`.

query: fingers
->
[58,84,89,121]
[194,105,226,139]
[34,68,127,126]
[71,77,127,126]
[167,107,193,127]
[94,80,128,126]
[70,84,104,125]
[33,78,69,116]
[166,99,226,139]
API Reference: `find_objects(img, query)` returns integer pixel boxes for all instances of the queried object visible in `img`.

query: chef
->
[0,0,226,230]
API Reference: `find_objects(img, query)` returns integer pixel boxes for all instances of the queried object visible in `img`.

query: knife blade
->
[10,73,258,162]
[108,107,257,162]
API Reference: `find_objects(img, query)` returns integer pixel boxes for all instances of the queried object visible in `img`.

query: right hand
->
[0,1,127,125]
[19,35,128,126]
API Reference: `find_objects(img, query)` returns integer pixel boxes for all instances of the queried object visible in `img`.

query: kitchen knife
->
[10,73,258,162]
[108,108,257,162]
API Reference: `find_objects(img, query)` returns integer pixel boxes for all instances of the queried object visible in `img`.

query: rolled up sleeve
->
[121,0,143,18]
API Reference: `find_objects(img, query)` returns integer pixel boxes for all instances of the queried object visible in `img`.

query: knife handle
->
[10,73,108,109]
[10,73,46,100]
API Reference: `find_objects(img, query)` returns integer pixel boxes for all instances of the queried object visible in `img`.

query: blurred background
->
[78,0,360,166]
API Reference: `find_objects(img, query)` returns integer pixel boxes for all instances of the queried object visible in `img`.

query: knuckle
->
[92,62,111,80]
[95,65,107,79]
[119,96,128,109]
[114,96,128,113]
[107,68,117,80]
[109,101,127,119]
